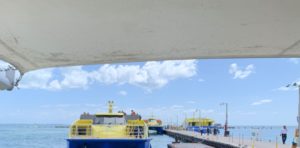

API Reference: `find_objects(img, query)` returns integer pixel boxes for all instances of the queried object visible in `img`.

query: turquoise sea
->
[0,124,174,148]
[221,126,296,144]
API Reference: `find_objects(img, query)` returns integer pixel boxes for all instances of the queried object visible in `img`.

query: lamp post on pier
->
[176,113,179,128]
[198,109,202,133]
[193,111,195,123]
[286,82,300,145]
[220,102,229,137]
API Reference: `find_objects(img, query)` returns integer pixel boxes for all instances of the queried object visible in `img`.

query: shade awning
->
[1,0,300,73]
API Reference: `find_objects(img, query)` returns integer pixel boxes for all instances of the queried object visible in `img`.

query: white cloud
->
[229,63,255,79]
[91,60,197,90]
[19,66,91,90]
[119,90,127,96]
[186,101,196,104]
[48,80,62,90]
[251,99,272,106]
[288,58,300,64]
[19,60,197,91]
[19,69,54,89]
[58,66,90,89]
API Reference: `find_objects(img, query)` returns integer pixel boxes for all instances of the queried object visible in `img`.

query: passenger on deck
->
[131,110,136,116]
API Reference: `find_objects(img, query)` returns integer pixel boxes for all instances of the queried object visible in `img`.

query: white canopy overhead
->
[0,0,300,73]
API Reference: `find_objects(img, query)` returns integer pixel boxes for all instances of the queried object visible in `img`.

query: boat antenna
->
[108,101,114,113]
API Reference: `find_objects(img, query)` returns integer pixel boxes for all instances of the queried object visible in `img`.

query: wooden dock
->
[164,129,292,148]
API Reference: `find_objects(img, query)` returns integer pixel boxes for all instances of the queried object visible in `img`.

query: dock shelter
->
[0,0,300,74]
[1,0,300,145]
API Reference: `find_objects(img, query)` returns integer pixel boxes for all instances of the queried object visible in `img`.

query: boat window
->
[149,119,155,122]
[94,116,125,125]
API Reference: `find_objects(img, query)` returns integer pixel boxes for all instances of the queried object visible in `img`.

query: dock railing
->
[165,128,292,148]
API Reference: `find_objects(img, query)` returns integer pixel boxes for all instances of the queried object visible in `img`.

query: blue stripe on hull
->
[187,126,211,133]
[67,139,151,148]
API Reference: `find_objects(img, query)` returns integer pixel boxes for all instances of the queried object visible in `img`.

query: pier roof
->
[1,0,300,73]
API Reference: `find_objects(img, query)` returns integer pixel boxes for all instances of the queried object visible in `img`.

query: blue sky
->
[0,58,300,126]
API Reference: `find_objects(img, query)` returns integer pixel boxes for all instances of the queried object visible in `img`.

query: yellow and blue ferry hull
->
[67,138,151,148]
[148,126,164,134]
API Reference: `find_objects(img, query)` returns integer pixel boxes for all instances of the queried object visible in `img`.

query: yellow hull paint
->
[92,125,127,138]
[70,119,149,139]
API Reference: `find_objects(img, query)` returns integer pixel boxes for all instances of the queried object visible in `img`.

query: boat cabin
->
[185,118,214,127]
[80,112,141,125]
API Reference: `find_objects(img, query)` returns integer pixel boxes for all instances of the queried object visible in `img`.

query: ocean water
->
[220,126,297,144]
[0,124,67,148]
[0,124,174,148]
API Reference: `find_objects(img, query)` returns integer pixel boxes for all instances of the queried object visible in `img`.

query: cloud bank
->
[251,99,272,106]
[19,60,197,91]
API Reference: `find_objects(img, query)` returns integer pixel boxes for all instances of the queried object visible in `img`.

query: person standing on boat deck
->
[281,125,288,144]
[131,110,136,116]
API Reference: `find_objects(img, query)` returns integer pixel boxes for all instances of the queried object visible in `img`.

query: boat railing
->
[69,119,93,137]
[126,120,148,139]
[70,125,92,137]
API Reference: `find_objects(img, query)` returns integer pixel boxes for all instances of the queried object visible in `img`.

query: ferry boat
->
[144,118,163,134]
[184,118,215,134]
[67,101,151,148]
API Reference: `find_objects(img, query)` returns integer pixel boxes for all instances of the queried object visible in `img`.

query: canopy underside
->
[0,0,300,73]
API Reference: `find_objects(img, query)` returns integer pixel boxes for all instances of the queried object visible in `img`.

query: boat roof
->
[1,0,300,73]
[95,113,124,116]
